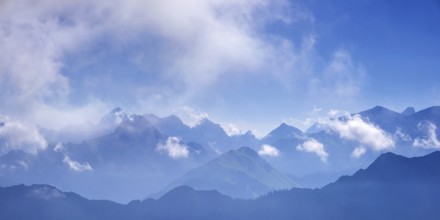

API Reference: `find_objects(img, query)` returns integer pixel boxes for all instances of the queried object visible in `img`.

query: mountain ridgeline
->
[1,105,440,203]
[154,147,297,199]
[1,151,440,220]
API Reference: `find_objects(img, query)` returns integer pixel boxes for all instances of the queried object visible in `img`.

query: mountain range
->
[1,151,439,220]
[1,105,440,202]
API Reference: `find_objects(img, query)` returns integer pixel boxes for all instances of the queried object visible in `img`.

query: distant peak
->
[269,123,303,136]
[279,122,289,127]
[401,107,415,116]
[372,105,388,111]
[226,147,260,160]
[164,114,183,122]
[359,105,399,115]
[244,130,254,136]
[195,118,222,129]
[198,118,213,124]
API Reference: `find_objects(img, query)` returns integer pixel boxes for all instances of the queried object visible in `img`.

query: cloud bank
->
[326,114,395,154]
[0,0,369,151]
[0,121,47,155]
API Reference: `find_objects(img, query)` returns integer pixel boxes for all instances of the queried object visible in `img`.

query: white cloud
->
[351,146,366,159]
[326,114,395,152]
[258,144,280,157]
[172,106,210,127]
[413,122,440,149]
[222,123,242,136]
[0,0,305,102]
[0,0,316,129]
[63,155,93,172]
[327,109,345,118]
[156,136,189,159]
[0,121,47,155]
[53,143,64,152]
[297,138,328,162]
[395,127,412,142]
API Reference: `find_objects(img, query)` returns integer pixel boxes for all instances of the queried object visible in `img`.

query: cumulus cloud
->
[297,138,328,162]
[63,155,93,172]
[258,144,280,157]
[413,122,440,149]
[351,146,366,159]
[0,121,47,155]
[326,114,395,153]
[156,136,189,159]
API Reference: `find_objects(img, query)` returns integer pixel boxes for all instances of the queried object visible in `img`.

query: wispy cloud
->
[395,127,412,142]
[309,49,365,100]
[413,122,440,149]
[172,106,210,127]
[63,155,93,172]
[156,136,189,159]
[297,138,328,162]
[351,146,366,159]
[258,144,280,157]
[0,0,369,147]
[222,123,242,136]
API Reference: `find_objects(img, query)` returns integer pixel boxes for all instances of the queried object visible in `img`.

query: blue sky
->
[0,0,439,136]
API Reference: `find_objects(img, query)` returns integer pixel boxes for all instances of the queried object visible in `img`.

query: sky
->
[0,0,439,137]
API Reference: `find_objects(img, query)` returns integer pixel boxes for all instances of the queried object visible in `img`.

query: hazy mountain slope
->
[2,151,440,220]
[155,147,296,199]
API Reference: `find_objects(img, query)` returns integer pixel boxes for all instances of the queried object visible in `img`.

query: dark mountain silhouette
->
[2,151,440,220]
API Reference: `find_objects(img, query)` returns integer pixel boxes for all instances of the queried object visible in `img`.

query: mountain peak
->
[364,151,409,172]
[193,118,226,134]
[236,146,258,156]
[26,184,66,200]
[370,105,393,113]
[401,107,415,116]
[143,113,161,124]
[100,107,129,126]
[158,144,296,199]
[163,114,185,124]
[265,123,303,140]
[197,118,215,126]
[358,106,400,116]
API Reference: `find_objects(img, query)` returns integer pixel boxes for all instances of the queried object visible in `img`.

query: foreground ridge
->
[1,151,440,220]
